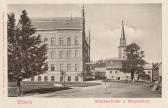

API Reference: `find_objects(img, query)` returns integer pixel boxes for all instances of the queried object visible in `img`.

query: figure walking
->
[104,81,107,94]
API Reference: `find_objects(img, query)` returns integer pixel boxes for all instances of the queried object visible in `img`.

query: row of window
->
[44,37,79,46]
[31,76,79,82]
[50,64,79,72]
[50,50,79,59]
[110,71,151,74]
[110,71,118,73]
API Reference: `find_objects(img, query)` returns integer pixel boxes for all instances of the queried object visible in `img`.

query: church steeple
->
[120,20,126,46]
[119,20,127,60]
[82,4,85,37]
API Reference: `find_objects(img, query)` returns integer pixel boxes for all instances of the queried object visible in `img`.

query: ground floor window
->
[51,76,55,81]
[44,76,48,81]
[38,76,41,82]
[75,76,78,81]
[68,76,71,82]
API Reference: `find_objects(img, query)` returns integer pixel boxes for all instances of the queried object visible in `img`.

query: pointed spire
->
[121,20,126,39]
[89,28,91,47]
[82,4,85,37]
[82,4,85,18]
[120,20,126,46]
[88,29,91,62]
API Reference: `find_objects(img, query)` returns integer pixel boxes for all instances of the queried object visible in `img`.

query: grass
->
[22,81,101,87]
[20,81,101,95]
[21,85,71,95]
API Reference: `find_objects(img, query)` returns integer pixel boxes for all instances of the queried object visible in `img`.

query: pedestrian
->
[104,82,107,94]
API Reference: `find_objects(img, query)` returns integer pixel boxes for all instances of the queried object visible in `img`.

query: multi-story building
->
[27,6,90,82]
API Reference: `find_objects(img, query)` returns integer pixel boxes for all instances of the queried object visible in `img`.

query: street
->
[24,80,161,98]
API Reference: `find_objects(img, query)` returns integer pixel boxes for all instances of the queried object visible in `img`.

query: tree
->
[8,10,48,94]
[123,43,146,82]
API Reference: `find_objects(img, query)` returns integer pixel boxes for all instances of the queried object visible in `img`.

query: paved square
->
[24,81,161,98]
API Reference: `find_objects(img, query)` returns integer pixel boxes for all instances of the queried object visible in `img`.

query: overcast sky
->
[8,4,162,63]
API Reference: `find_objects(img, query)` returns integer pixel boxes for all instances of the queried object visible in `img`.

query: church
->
[105,21,153,81]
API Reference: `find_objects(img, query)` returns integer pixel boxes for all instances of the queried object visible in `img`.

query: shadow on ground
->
[22,87,72,95]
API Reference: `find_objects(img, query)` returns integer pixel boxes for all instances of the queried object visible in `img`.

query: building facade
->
[27,7,90,82]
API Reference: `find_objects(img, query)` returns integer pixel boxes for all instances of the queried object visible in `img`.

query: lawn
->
[20,81,101,95]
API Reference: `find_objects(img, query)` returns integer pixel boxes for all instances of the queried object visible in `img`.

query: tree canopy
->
[8,10,48,81]
[122,43,146,80]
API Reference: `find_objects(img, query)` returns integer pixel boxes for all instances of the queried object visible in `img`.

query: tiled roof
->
[32,17,83,30]
[106,61,122,69]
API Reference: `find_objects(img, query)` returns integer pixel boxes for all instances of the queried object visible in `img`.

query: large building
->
[27,6,90,82]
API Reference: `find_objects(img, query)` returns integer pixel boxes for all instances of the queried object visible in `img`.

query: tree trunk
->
[131,71,134,82]
[17,79,21,96]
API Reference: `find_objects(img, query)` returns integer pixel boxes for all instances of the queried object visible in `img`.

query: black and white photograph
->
[7,3,162,98]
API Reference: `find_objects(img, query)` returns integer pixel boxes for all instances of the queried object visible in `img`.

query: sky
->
[8,4,162,63]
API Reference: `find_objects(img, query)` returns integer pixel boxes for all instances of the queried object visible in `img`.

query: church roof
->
[31,17,83,30]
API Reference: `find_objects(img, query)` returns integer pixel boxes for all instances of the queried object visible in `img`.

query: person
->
[104,81,107,94]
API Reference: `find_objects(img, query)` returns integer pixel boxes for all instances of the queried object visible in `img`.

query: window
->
[60,76,63,82]
[59,38,64,45]
[75,76,78,82]
[148,71,151,74]
[31,76,34,81]
[75,37,79,45]
[60,64,64,71]
[51,64,55,71]
[68,76,71,82]
[75,50,78,58]
[51,38,55,45]
[38,76,41,82]
[44,38,48,44]
[44,76,48,81]
[67,37,71,46]
[51,51,55,59]
[67,64,71,71]
[75,64,79,71]
[67,51,71,59]
[51,76,55,81]
[115,71,118,73]
[110,71,112,73]
[60,51,63,59]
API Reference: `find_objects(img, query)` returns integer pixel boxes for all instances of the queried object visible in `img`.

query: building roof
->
[32,17,83,30]
[95,68,106,72]
[144,64,153,70]
[106,61,122,70]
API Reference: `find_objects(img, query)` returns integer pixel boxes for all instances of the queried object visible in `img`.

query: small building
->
[152,63,162,82]
[134,64,153,82]
[106,58,131,80]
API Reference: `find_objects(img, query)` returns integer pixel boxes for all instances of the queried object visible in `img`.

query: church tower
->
[119,20,127,60]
